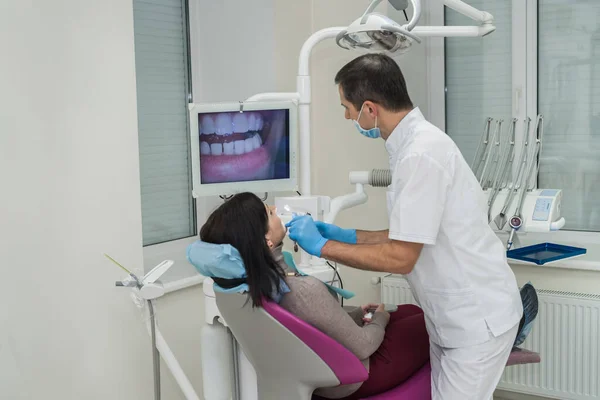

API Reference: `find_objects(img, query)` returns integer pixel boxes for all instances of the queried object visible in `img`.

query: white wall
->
[0,1,152,399]
[192,0,276,102]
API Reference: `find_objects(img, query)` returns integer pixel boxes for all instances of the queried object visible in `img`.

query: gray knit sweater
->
[273,245,390,398]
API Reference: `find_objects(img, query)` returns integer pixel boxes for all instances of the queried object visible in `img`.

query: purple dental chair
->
[215,292,540,400]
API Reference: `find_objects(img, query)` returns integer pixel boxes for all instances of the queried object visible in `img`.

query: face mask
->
[353,104,380,139]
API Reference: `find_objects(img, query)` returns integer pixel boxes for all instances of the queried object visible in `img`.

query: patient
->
[199,192,430,399]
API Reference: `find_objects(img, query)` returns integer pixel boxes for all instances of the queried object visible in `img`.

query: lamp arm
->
[404,0,421,32]
[444,0,494,24]
[296,27,344,196]
[411,25,495,37]
[298,27,345,77]
[246,93,300,102]
[361,0,385,24]
[361,0,421,32]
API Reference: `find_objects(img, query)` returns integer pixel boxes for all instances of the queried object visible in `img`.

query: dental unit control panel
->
[487,189,564,233]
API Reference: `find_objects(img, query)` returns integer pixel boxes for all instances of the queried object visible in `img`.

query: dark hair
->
[200,192,285,307]
[334,53,413,112]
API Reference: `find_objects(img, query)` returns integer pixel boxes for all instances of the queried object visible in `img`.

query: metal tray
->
[506,242,587,265]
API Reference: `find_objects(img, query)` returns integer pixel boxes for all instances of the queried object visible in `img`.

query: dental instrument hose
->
[327,261,345,306]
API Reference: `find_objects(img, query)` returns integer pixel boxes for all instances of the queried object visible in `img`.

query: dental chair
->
[215,292,540,400]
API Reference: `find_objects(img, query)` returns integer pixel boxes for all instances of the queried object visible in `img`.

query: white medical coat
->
[385,107,523,348]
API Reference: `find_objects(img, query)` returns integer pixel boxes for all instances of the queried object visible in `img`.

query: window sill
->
[143,236,205,291]
[496,230,600,272]
[163,274,205,294]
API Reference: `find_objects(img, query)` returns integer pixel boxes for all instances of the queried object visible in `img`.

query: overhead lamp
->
[336,0,496,54]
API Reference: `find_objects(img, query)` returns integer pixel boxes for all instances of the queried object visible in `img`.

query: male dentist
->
[286,53,523,400]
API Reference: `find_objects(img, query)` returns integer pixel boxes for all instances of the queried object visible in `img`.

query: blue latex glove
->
[315,221,357,244]
[286,215,329,257]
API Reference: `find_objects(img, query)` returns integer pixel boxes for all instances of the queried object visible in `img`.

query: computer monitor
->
[189,100,298,197]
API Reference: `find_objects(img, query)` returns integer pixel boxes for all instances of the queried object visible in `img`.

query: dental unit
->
[111,1,552,400]
[471,115,585,263]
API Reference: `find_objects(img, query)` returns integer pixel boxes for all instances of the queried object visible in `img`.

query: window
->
[445,0,513,165]
[132,0,195,245]
[444,0,600,232]
[537,0,600,231]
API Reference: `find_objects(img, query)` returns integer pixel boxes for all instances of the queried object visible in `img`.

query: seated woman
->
[198,192,430,400]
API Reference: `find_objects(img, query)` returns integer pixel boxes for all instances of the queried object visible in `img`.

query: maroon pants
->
[315,304,430,400]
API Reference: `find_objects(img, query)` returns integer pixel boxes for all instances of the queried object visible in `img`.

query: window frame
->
[427,0,600,243]
[182,0,198,241]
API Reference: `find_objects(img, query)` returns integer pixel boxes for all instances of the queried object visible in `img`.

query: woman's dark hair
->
[200,192,285,307]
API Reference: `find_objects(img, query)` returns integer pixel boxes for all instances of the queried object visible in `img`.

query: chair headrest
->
[187,240,246,280]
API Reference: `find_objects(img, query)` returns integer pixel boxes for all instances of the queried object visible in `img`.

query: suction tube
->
[349,169,392,187]
[369,169,392,187]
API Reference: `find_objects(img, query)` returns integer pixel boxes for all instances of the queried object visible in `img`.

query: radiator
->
[380,275,600,400]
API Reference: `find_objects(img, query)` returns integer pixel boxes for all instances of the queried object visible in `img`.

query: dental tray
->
[507,243,587,265]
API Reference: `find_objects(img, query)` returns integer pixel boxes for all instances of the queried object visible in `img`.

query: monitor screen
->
[198,109,289,184]
[189,100,298,197]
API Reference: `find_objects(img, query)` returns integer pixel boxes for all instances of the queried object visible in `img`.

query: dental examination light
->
[337,0,496,54]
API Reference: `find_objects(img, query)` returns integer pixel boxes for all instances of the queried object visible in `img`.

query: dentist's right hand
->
[286,215,329,257]
[314,221,357,244]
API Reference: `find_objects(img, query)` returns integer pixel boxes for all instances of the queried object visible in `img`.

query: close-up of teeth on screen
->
[198,109,290,184]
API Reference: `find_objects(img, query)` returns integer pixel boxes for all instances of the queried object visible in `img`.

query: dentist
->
[286,53,523,400]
